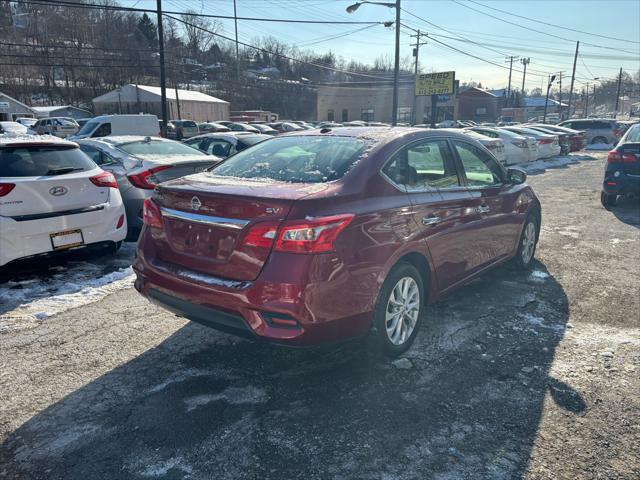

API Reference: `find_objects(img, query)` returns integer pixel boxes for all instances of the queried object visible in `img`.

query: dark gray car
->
[77,136,220,239]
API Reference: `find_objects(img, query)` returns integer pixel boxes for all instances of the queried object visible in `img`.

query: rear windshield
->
[117,140,203,158]
[210,135,369,183]
[179,121,197,128]
[0,146,96,177]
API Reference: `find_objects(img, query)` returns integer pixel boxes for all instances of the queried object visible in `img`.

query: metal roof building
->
[0,92,37,121]
[92,84,230,122]
[32,105,92,120]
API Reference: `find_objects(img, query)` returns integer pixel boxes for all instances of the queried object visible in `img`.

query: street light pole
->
[543,74,556,123]
[392,0,401,126]
[347,1,400,125]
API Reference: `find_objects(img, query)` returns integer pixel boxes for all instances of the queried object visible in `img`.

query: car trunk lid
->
[151,174,325,281]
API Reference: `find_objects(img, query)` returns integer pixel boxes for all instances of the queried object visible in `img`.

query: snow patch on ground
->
[184,386,269,412]
[146,368,235,394]
[0,243,136,327]
[523,156,578,172]
[585,143,613,151]
[140,457,193,477]
[2,267,134,323]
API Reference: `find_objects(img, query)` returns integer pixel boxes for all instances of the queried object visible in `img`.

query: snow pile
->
[585,143,613,151]
[3,267,134,322]
[523,155,579,172]
[0,243,136,326]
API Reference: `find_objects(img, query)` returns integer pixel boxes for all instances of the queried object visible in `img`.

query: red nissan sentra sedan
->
[133,127,541,356]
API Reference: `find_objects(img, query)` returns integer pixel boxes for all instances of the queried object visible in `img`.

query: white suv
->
[0,135,127,266]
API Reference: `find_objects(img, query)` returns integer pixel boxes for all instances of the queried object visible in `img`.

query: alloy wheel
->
[385,276,420,346]
[521,221,536,264]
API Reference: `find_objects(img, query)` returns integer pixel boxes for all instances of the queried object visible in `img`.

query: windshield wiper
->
[45,167,84,176]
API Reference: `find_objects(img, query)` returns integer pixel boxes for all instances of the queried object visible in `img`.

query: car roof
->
[88,135,169,146]
[187,132,268,141]
[0,133,77,147]
[286,126,476,143]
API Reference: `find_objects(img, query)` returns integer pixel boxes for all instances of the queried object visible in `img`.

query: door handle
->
[476,205,491,214]
[422,215,441,226]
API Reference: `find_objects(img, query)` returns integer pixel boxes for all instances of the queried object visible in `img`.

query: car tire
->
[601,191,617,208]
[514,213,539,269]
[592,136,607,145]
[373,263,425,357]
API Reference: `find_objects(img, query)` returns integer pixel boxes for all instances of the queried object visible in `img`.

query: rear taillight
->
[539,138,553,144]
[116,214,125,229]
[275,214,354,253]
[0,183,16,197]
[607,150,636,164]
[242,222,279,249]
[89,172,118,188]
[142,198,163,229]
[613,128,621,137]
[127,165,172,190]
[511,140,527,148]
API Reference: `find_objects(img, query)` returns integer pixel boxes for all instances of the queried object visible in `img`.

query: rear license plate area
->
[50,229,84,250]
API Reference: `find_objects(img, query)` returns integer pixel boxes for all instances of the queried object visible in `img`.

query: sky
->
[135,0,640,91]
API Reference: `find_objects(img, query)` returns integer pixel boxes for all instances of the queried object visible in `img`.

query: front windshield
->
[118,140,204,158]
[210,135,368,183]
[77,120,99,136]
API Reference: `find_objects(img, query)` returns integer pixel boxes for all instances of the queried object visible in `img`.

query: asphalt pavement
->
[0,151,638,480]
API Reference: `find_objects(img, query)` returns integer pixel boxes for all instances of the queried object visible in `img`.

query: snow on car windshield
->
[209,135,369,183]
[118,140,203,159]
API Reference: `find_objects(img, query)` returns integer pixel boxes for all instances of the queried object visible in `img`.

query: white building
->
[92,84,230,122]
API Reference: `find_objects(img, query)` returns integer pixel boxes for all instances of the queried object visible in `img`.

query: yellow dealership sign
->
[415,71,456,96]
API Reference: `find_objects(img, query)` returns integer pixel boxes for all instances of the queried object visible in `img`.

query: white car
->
[466,127,538,165]
[0,135,127,266]
[0,122,28,135]
[501,127,561,159]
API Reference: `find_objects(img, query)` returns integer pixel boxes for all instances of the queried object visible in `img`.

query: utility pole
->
[505,56,518,106]
[584,82,590,118]
[614,67,623,117]
[233,0,240,81]
[156,0,168,137]
[558,72,562,120]
[520,57,530,94]
[567,41,579,120]
[392,0,401,126]
[410,30,427,125]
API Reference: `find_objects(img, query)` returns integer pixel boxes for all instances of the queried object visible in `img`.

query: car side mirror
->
[507,167,527,185]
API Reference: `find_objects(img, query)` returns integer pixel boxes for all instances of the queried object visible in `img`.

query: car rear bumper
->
[133,234,375,346]
[0,201,126,266]
[603,173,640,195]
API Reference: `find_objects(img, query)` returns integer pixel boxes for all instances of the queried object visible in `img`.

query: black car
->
[601,124,640,208]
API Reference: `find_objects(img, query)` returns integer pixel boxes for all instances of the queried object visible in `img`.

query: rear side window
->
[453,141,503,187]
[0,146,96,177]
[625,125,640,142]
[383,139,460,190]
[210,135,369,183]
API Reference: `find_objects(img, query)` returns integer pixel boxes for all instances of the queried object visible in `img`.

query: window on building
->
[361,109,374,122]
[327,109,335,122]
[476,107,487,115]
[342,109,349,122]
[397,107,412,123]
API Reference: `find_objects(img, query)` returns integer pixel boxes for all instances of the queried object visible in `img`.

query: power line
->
[466,0,640,45]
[450,0,640,56]
[400,23,549,79]
[165,13,393,80]
[8,0,384,25]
